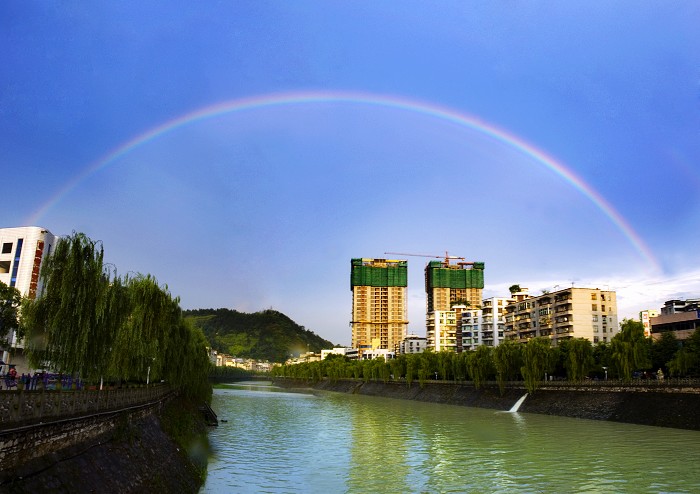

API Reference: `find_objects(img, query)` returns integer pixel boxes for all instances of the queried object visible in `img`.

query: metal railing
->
[0,384,172,429]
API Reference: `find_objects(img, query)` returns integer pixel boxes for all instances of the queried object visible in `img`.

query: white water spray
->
[509,393,528,412]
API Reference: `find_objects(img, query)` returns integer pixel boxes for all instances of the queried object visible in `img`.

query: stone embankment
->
[0,395,208,493]
[274,378,700,431]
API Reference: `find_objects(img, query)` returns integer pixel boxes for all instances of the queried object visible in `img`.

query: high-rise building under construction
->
[350,258,408,353]
[425,260,485,312]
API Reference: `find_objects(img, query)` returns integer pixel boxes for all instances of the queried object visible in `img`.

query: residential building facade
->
[427,308,463,352]
[640,309,660,337]
[479,296,513,347]
[650,298,699,341]
[0,226,59,370]
[350,258,408,355]
[321,347,359,360]
[460,307,482,351]
[396,334,427,354]
[504,286,618,345]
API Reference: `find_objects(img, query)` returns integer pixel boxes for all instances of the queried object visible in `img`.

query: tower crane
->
[384,251,474,267]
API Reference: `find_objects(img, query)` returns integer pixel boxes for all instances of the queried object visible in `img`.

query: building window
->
[592,315,598,322]
[592,304,598,311]
[591,293,597,300]
[9,238,23,287]
[602,305,606,312]
[1,242,12,254]
[594,336,599,343]
[593,325,599,333]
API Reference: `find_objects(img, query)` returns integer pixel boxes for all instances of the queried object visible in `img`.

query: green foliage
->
[436,351,454,381]
[467,346,494,389]
[20,232,211,402]
[21,232,115,378]
[650,332,679,374]
[668,348,693,377]
[521,337,554,393]
[564,338,595,381]
[668,329,700,377]
[592,342,614,378]
[493,339,523,395]
[611,318,651,382]
[185,308,334,363]
[0,280,22,348]
[210,365,252,378]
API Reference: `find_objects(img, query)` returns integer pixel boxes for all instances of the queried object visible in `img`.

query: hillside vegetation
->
[184,308,335,363]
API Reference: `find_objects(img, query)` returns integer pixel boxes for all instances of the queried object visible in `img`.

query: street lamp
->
[603,366,608,381]
[146,357,155,385]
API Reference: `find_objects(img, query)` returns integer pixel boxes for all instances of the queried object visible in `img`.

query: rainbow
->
[27,90,661,272]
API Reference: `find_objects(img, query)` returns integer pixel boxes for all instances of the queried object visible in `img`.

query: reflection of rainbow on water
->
[26,90,661,272]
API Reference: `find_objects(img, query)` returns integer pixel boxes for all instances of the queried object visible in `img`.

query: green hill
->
[184,308,336,363]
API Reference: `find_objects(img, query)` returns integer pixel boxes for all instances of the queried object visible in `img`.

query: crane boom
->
[384,251,466,266]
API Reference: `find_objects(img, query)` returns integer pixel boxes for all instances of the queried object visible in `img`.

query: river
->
[201,382,700,493]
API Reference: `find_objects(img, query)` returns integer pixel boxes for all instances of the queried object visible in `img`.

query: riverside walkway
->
[0,384,172,431]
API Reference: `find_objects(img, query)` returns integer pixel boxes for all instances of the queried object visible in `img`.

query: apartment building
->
[350,258,408,355]
[479,296,512,347]
[396,334,427,354]
[0,226,59,369]
[650,298,699,341]
[426,309,460,352]
[640,309,659,337]
[460,307,482,351]
[504,286,618,345]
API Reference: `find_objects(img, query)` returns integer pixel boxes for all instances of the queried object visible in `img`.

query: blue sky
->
[2,2,699,345]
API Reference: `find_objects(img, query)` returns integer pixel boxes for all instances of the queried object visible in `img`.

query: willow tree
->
[467,345,494,389]
[610,319,650,382]
[565,338,594,381]
[493,339,523,395]
[109,274,180,382]
[521,337,554,393]
[437,351,455,381]
[0,281,22,349]
[21,232,122,380]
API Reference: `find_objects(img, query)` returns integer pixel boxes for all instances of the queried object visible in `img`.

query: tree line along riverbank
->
[274,378,700,431]
[270,319,700,396]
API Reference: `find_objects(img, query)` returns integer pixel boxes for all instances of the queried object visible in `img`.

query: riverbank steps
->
[274,378,700,431]
[0,396,209,493]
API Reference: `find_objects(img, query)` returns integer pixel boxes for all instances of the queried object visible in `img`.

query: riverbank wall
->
[0,396,208,493]
[274,378,700,431]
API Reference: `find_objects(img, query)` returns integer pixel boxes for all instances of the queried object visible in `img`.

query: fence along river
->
[202,382,700,493]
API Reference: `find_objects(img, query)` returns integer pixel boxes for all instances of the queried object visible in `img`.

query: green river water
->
[201,382,700,493]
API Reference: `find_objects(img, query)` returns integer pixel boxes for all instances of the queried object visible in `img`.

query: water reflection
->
[203,385,700,493]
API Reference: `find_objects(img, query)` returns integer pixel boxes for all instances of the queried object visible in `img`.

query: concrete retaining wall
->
[275,378,700,431]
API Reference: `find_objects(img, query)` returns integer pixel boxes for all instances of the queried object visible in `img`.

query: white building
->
[460,308,482,351]
[396,334,427,354]
[321,347,359,360]
[480,297,512,347]
[0,226,59,371]
[360,348,395,361]
[427,309,463,352]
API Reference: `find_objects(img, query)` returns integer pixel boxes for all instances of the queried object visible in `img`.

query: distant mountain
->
[184,308,336,363]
